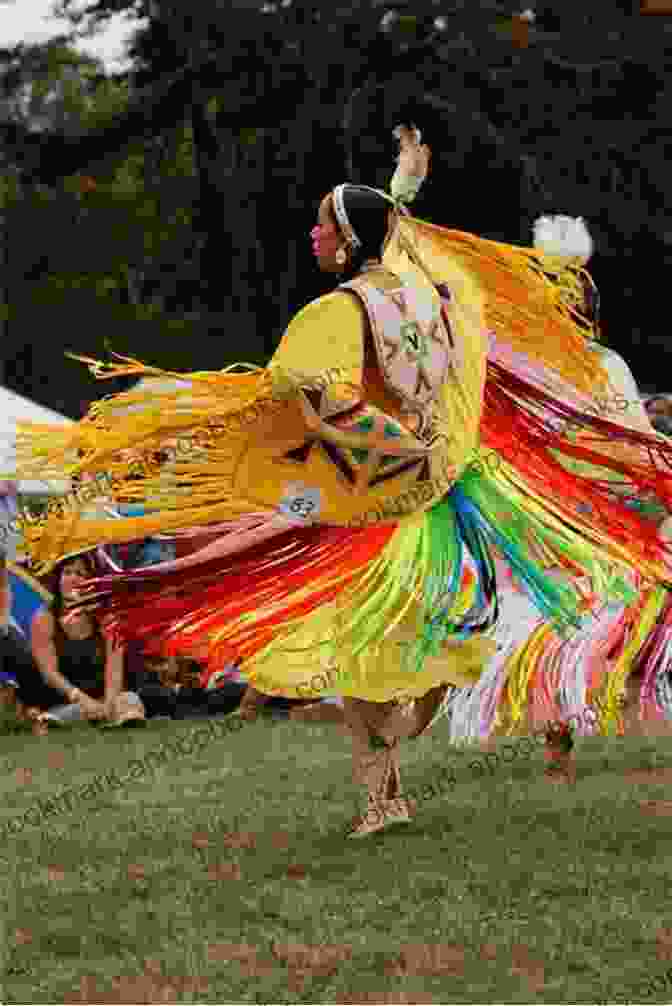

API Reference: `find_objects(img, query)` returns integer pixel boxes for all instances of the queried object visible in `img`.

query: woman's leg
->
[136,682,181,718]
[201,682,246,716]
[342,687,450,836]
[342,698,424,837]
[7,631,64,712]
[42,702,84,723]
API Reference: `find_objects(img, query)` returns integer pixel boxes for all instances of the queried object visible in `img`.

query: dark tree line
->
[1,0,670,414]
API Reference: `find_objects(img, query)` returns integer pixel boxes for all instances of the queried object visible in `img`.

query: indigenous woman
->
[14,127,672,835]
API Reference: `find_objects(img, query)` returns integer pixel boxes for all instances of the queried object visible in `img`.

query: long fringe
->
[637,593,672,723]
[16,354,274,483]
[77,522,397,668]
[397,218,607,395]
[478,364,672,582]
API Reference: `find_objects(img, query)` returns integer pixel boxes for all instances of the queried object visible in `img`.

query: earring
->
[335,247,347,266]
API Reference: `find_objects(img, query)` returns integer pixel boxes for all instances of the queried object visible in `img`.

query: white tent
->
[0,385,73,495]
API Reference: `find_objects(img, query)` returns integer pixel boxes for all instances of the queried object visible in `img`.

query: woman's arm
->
[104,633,126,706]
[31,609,77,699]
[31,610,105,716]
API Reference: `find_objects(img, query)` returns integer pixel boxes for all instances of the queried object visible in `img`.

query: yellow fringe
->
[598,585,666,735]
[392,217,608,396]
[245,513,495,702]
[17,357,273,481]
[505,624,552,731]
[15,356,284,571]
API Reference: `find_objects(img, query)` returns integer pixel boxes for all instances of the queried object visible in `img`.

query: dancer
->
[14,126,672,836]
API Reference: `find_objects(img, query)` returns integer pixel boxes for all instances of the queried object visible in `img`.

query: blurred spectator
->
[134,655,246,719]
[14,552,145,729]
[107,503,177,570]
[9,561,50,642]
[0,482,29,695]
[0,489,14,639]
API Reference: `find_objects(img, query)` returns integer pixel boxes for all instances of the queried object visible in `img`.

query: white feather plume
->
[532,215,594,264]
[390,124,430,206]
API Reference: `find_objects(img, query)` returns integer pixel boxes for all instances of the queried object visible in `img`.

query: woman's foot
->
[347,797,412,838]
[29,710,49,737]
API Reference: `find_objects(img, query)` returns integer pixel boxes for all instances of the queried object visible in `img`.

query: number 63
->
[290,497,315,518]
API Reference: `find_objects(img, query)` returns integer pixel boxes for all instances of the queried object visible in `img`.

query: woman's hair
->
[332,185,393,275]
[45,551,106,659]
[645,394,671,410]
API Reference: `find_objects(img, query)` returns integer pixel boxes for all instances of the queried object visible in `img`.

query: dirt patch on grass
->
[639,801,672,816]
[623,769,672,784]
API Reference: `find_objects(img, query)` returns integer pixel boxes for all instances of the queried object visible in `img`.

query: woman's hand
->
[73,690,106,720]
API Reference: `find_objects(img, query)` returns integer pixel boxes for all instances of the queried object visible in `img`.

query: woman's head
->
[45,552,106,656]
[311,127,430,276]
[310,185,394,275]
[47,551,100,615]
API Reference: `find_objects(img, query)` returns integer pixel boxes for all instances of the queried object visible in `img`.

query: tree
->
[2,0,671,405]
[0,43,222,411]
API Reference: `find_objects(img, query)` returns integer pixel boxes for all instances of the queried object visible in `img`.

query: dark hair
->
[335,185,393,276]
[646,394,670,409]
[579,272,600,333]
[46,552,106,660]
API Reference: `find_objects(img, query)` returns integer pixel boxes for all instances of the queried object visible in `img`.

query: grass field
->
[3,706,672,1004]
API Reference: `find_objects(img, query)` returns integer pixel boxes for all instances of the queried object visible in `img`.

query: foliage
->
[2,1,672,412]
[0,43,228,410]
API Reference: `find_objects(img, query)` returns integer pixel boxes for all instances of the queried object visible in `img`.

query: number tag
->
[279,484,321,524]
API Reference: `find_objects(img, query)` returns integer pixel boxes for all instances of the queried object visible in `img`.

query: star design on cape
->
[280,389,429,491]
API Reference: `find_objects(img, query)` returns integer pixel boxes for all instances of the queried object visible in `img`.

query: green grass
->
[3,707,672,1004]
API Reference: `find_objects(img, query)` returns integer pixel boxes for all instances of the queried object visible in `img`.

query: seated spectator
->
[0,482,33,696]
[108,497,177,571]
[8,562,50,645]
[135,655,246,719]
[14,551,145,731]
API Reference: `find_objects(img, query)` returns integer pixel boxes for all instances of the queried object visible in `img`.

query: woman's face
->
[310,196,347,273]
[59,558,90,600]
